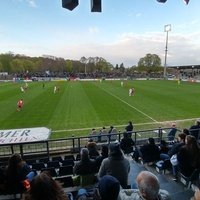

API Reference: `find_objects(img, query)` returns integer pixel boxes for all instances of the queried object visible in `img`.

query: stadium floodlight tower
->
[163,24,171,79]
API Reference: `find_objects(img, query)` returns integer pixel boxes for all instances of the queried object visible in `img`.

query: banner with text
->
[0,127,51,145]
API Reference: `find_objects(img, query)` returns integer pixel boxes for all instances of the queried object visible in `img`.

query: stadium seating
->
[64,155,75,161]
[52,156,63,162]
[32,162,46,171]
[180,169,200,189]
[58,166,74,176]
[62,159,74,166]
[47,161,60,169]
[41,167,57,177]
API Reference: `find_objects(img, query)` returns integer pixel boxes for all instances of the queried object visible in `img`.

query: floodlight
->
[164,24,171,32]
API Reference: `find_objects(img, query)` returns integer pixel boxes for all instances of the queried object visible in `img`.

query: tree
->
[138,54,161,68]
[0,62,3,71]
[119,63,125,73]
[11,59,24,72]
[0,53,13,72]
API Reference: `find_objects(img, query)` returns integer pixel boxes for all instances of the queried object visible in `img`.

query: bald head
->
[136,171,160,200]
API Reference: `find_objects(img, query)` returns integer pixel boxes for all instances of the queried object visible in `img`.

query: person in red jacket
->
[17,99,23,111]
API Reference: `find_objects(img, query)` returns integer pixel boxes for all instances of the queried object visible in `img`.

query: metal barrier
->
[0,127,184,160]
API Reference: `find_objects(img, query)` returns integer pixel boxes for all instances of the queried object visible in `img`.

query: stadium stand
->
[0,126,200,199]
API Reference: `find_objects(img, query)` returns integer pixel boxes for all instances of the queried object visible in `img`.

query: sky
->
[0,0,200,67]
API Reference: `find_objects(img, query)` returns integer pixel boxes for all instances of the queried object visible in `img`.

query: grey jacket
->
[118,189,171,200]
[98,155,130,188]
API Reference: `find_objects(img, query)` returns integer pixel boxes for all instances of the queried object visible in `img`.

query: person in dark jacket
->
[159,140,169,154]
[177,135,200,177]
[160,133,186,161]
[189,119,200,140]
[167,123,177,141]
[120,133,135,154]
[5,154,31,193]
[139,138,160,163]
[73,148,97,175]
[125,121,133,132]
[95,145,109,170]
[87,140,100,158]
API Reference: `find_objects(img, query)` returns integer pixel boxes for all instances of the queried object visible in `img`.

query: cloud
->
[136,13,142,18]
[14,0,37,7]
[26,0,37,8]
[1,30,200,67]
[88,26,99,34]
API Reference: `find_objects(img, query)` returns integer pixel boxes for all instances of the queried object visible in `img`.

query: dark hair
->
[178,133,186,141]
[6,154,23,176]
[186,135,199,152]
[185,135,200,167]
[109,143,123,157]
[99,175,120,200]
[101,145,109,157]
[183,128,189,135]
[160,140,167,146]
[148,138,155,145]
[25,172,68,200]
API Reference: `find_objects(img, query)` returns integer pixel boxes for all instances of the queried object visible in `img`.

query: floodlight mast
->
[163,24,171,79]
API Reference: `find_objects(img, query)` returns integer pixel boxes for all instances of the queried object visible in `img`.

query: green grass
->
[0,80,199,138]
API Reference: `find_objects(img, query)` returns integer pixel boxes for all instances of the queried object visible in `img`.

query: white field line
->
[98,85,158,123]
[52,117,199,133]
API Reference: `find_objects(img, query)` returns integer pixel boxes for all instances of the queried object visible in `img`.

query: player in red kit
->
[17,99,23,111]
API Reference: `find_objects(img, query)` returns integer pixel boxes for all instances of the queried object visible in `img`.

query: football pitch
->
[0,80,199,139]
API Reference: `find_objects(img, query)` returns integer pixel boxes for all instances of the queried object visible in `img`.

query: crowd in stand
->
[0,71,165,81]
[0,120,200,199]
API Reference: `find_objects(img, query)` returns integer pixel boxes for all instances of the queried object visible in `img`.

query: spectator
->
[160,133,186,161]
[87,140,99,158]
[160,133,186,181]
[95,145,109,170]
[25,172,69,200]
[98,175,120,200]
[167,123,177,141]
[120,133,135,154]
[177,135,200,177]
[159,140,169,154]
[183,128,190,135]
[73,148,97,175]
[118,171,171,200]
[189,119,200,140]
[191,190,200,200]
[5,154,32,193]
[136,138,160,163]
[98,143,130,188]
[108,126,114,134]
[100,127,107,135]
[125,121,133,137]
[76,175,120,200]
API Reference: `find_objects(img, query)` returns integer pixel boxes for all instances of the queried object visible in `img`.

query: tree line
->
[0,52,164,74]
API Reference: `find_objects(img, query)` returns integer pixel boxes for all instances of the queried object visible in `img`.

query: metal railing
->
[0,127,185,160]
